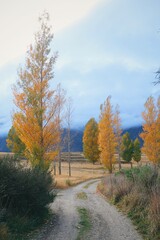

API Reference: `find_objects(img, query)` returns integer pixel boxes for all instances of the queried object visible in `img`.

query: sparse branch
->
[65,97,74,176]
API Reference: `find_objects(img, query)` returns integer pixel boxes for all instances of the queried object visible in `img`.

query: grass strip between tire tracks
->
[76,192,88,200]
[76,207,91,240]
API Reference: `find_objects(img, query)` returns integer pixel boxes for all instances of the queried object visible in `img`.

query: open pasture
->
[0,152,149,189]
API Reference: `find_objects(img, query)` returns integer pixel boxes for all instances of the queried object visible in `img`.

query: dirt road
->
[33,179,142,240]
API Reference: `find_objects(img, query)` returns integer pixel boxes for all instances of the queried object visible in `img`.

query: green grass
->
[76,192,88,200]
[76,207,91,240]
[6,210,52,240]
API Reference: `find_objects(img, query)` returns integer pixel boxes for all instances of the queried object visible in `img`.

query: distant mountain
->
[62,125,143,152]
[0,129,84,153]
[62,128,83,152]
[0,135,10,152]
[0,125,143,153]
[122,125,143,146]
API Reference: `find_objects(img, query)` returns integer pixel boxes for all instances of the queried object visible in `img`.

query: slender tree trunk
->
[118,152,121,170]
[54,161,56,175]
[68,152,71,177]
[40,65,44,166]
[58,150,61,175]
[68,127,71,177]
[58,99,61,175]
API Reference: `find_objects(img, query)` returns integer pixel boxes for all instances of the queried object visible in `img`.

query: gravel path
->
[33,179,142,240]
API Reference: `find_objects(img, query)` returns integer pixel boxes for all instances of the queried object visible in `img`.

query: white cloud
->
[0,0,103,67]
[0,0,160,133]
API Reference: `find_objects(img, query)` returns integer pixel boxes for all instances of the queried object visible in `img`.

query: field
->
[0,152,149,189]
[51,154,149,188]
[52,161,106,188]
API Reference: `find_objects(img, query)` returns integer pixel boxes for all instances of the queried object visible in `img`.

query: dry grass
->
[149,190,160,233]
[52,161,106,189]
[0,152,150,189]
[0,152,14,158]
[53,154,149,190]
[98,166,160,239]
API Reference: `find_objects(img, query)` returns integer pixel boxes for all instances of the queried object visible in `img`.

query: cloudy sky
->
[0,0,160,134]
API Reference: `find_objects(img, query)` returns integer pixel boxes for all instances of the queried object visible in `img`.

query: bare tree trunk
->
[118,152,121,170]
[68,113,71,177]
[68,151,71,177]
[54,161,56,175]
[56,84,66,175]
[58,151,61,175]
[65,97,73,177]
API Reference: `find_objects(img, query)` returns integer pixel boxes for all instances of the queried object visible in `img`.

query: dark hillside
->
[0,125,143,153]
[0,136,9,152]
[122,126,143,146]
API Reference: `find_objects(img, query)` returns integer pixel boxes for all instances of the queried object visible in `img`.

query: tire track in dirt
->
[33,179,142,240]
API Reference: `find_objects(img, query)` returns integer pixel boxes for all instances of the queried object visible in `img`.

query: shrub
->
[99,174,133,204]
[100,165,160,239]
[120,165,158,185]
[0,223,8,240]
[0,157,56,217]
[148,188,160,235]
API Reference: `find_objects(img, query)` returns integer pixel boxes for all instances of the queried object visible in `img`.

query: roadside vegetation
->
[97,95,160,239]
[98,166,160,240]
[0,4,159,240]
[0,157,56,240]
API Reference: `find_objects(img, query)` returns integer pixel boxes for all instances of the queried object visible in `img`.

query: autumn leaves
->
[98,97,118,173]
[83,118,100,164]
[9,11,160,172]
[140,96,160,165]
[83,95,160,173]
[83,96,121,173]
[12,13,60,170]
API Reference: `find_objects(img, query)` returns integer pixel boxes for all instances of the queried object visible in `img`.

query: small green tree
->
[6,126,26,157]
[133,138,141,163]
[83,118,100,164]
[121,132,133,164]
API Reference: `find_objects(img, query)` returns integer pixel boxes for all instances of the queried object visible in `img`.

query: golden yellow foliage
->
[13,12,60,170]
[83,118,100,163]
[140,96,160,164]
[98,96,117,173]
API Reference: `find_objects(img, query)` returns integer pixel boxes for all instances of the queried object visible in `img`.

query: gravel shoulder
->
[33,179,143,240]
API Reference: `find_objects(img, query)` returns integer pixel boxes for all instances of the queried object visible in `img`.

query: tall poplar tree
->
[140,96,160,165]
[56,84,66,175]
[83,118,100,164]
[65,97,73,176]
[13,12,59,170]
[113,104,122,170]
[98,96,116,173]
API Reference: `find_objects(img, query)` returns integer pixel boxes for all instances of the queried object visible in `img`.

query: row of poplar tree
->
[83,95,160,173]
[5,12,160,174]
